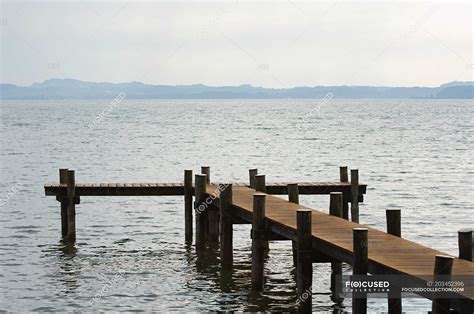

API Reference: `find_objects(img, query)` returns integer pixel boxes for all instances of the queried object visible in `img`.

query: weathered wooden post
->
[353,228,368,314]
[208,211,219,242]
[288,184,299,267]
[255,175,268,251]
[329,192,343,303]
[201,166,210,184]
[207,187,219,244]
[329,192,343,217]
[296,209,313,314]
[432,255,454,314]
[184,170,193,242]
[340,166,349,220]
[249,169,258,189]
[200,166,218,242]
[195,174,207,250]
[251,193,266,291]
[220,184,233,270]
[255,174,266,193]
[59,168,68,237]
[456,230,472,314]
[340,166,349,182]
[65,170,76,242]
[386,210,401,314]
[458,228,472,261]
[351,169,360,223]
[288,184,299,204]
[386,209,401,237]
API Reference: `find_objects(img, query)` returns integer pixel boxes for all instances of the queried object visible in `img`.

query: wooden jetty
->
[44,167,473,313]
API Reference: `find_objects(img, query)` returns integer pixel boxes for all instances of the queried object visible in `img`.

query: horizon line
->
[2,77,473,89]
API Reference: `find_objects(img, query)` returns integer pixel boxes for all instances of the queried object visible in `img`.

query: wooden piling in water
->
[288,184,299,204]
[386,209,401,238]
[340,166,349,220]
[432,255,454,314]
[201,166,210,184]
[255,174,266,193]
[352,228,368,314]
[296,209,313,314]
[455,230,472,314]
[201,166,217,241]
[195,174,207,250]
[251,193,266,291]
[255,174,268,251]
[351,169,360,223]
[184,170,193,242]
[458,228,472,261]
[329,192,343,217]
[340,166,349,182]
[329,192,343,303]
[220,184,233,270]
[208,211,219,242]
[59,168,68,237]
[65,170,76,242]
[288,184,299,267]
[386,209,402,314]
[249,169,258,189]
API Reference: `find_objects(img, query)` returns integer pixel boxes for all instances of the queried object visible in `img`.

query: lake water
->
[0,99,472,312]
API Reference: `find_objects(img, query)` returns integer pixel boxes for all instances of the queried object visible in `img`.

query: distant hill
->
[0,79,473,99]
[435,85,473,99]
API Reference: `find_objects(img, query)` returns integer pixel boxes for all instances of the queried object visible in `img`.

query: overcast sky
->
[0,0,472,87]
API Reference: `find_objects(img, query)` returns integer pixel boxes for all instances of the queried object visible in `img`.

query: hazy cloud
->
[0,0,472,87]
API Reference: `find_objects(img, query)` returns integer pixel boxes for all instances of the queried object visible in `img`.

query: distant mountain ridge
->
[1,79,473,99]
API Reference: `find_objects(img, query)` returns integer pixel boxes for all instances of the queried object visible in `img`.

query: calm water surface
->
[0,99,473,312]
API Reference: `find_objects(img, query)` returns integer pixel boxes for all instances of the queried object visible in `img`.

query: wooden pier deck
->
[205,184,473,307]
[43,167,472,313]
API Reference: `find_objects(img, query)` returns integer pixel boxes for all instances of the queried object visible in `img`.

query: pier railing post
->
[340,166,349,220]
[195,174,207,250]
[65,170,76,242]
[329,192,343,303]
[184,170,193,242]
[353,228,368,314]
[219,184,233,270]
[201,167,216,241]
[201,166,210,184]
[255,174,266,193]
[329,192,343,217]
[251,193,266,291]
[386,209,401,237]
[208,211,219,242]
[432,255,454,314]
[340,166,349,182]
[386,210,402,314]
[458,229,472,261]
[249,169,258,189]
[296,209,313,314]
[350,169,360,223]
[255,175,268,251]
[288,184,299,267]
[455,230,471,313]
[204,167,219,243]
[59,168,68,237]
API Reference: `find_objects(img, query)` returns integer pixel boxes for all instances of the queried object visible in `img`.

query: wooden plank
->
[44,182,366,199]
